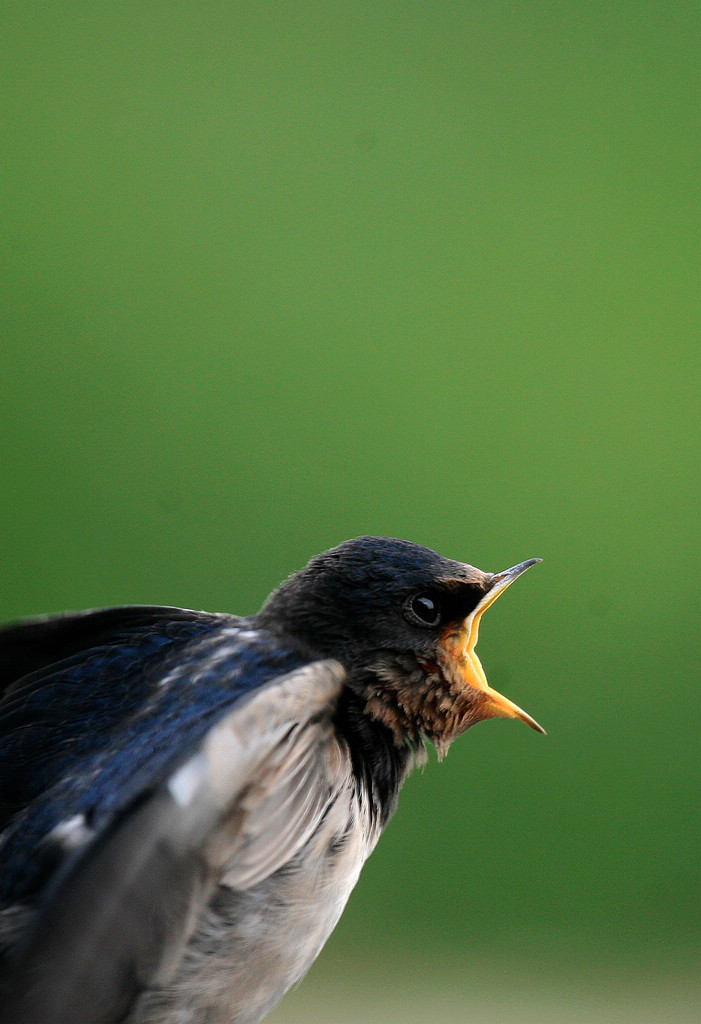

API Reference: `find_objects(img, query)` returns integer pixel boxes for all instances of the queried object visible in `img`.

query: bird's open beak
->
[459,559,545,734]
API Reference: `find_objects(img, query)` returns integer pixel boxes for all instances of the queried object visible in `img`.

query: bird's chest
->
[132,780,380,1024]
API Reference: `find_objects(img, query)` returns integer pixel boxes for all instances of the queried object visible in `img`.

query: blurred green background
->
[2,3,698,1021]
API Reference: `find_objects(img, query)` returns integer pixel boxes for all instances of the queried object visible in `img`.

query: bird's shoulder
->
[0,648,352,1024]
[0,604,228,698]
[0,605,330,904]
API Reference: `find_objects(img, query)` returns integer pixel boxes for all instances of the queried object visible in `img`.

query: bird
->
[0,536,543,1024]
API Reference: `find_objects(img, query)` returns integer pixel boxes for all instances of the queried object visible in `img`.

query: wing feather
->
[1,659,347,1024]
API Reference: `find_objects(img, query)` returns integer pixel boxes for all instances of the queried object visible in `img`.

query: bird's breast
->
[130,755,380,1024]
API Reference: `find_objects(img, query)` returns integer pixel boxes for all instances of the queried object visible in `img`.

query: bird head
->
[258,537,544,756]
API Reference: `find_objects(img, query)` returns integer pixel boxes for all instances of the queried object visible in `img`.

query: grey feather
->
[3,659,372,1024]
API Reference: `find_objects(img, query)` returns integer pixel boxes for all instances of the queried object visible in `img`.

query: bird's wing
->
[1,657,347,1024]
[0,604,229,697]
[0,606,303,873]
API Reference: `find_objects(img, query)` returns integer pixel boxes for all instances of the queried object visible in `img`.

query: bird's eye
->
[406,593,442,627]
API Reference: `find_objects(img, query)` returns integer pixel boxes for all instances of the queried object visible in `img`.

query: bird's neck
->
[335,685,416,827]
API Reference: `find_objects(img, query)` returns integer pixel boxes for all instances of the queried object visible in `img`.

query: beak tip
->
[518,709,547,735]
[519,557,544,572]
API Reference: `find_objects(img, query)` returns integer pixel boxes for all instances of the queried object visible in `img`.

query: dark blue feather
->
[0,607,305,904]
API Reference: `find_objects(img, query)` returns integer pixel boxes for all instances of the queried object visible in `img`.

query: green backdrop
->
[2,4,698,1021]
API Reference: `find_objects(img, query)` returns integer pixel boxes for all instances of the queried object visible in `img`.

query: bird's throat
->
[362,650,491,761]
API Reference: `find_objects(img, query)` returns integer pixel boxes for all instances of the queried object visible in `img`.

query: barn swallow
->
[0,536,543,1024]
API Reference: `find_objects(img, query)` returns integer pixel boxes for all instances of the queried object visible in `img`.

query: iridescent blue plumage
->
[0,608,305,905]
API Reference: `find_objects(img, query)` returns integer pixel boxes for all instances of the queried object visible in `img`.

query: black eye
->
[407,593,442,626]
